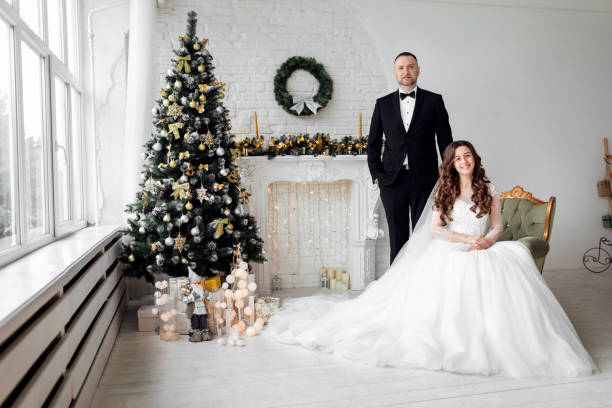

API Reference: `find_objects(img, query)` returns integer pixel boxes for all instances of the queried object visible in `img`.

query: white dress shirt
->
[399,87,417,169]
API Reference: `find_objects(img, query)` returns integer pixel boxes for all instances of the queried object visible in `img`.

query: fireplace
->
[237,156,383,292]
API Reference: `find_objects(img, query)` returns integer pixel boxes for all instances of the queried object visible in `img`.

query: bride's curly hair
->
[434,140,491,226]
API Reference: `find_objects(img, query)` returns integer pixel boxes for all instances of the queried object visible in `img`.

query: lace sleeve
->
[431,206,470,243]
[484,184,503,243]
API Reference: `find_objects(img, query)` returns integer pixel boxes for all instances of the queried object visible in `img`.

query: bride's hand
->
[466,234,484,245]
[476,236,492,249]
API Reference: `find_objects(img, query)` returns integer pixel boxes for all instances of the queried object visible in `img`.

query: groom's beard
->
[399,77,417,88]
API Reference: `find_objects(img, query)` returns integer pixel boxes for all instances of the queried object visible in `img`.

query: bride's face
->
[453,146,475,176]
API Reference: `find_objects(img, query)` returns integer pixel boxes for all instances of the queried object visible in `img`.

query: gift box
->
[255,296,280,323]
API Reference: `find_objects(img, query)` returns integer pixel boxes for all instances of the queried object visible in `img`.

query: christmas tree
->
[121,11,265,283]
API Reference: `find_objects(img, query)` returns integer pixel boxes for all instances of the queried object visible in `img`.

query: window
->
[0,0,85,267]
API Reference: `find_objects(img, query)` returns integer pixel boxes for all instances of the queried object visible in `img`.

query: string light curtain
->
[267,181,350,288]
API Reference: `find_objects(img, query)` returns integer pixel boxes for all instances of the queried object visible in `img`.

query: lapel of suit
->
[406,87,424,137]
[389,91,405,137]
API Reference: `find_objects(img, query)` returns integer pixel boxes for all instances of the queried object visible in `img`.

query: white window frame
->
[0,0,85,268]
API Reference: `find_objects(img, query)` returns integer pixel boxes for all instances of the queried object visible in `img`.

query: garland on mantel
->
[234,134,371,159]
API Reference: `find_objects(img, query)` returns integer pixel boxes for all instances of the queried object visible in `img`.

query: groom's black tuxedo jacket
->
[367,87,453,190]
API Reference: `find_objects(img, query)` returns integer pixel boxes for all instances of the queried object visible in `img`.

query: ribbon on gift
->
[175,55,191,73]
[168,122,183,139]
[172,182,191,200]
[213,218,229,238]
[290,95,321,115]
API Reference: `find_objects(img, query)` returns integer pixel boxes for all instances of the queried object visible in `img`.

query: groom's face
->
[394,56,420,88]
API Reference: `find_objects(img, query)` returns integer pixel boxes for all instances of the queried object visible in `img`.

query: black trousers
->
[191,313,208,331]
[379,168,428,265]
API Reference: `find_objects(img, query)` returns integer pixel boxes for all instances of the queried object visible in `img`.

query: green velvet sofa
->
[498,186,556,273]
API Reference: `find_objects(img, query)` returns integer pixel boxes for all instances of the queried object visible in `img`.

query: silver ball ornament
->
[180,96,188,105]
[163,214,171,222]
[167,69,174,76]
[139,226,146,234]
[216,147,225,156]
[220,168,229,177]
[191,226,200,235]
[163,99,170,107]
[174,80,182,88]
[153,142,162,151]
[165,237,174,246]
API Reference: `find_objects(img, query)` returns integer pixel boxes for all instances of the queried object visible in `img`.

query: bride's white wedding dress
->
[267,184,597,378]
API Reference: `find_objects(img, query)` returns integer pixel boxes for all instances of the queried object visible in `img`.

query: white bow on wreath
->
[290,95,322,115]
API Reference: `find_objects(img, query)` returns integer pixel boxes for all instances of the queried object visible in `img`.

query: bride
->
[267,140,597,378]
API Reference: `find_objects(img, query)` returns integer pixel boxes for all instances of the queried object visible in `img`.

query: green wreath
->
[274,56,333,116]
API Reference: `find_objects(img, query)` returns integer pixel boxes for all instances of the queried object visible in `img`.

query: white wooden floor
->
[91,268,612,408]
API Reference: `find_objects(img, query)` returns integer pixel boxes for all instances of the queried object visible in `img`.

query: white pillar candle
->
[225,309,232,336]
[330,278,336,290]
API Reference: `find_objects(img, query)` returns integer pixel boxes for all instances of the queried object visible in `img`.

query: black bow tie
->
[400,90,415,100]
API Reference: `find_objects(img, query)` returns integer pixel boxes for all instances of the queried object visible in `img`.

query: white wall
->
[355,0,612,270]
[89,0,612,273]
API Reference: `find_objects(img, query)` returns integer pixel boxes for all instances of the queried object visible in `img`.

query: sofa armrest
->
[517,236,550,258]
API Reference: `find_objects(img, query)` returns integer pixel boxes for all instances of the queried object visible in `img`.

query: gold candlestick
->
[254,111,259,138]
[359,112,362,138]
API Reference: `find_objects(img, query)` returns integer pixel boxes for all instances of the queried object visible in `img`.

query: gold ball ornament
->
[168,94,175,102]
[199,94,206,102]
[197,64,205,72]
[224,208,231,216]
[189,100,197,109]
[128,253,135,262]
[163,214,171,222]
[193,42,201,51]
[198,143,206,151]
[174,80,182,89]
[219,92,225,99]
[169,160,177,168]
[181,257,188,264]
[227,223,234,230]
[185,201,193,210]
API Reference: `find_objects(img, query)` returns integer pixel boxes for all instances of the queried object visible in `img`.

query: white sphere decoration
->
[139,226,145,234]
[163,214,171,222]
[222,282,229,289]
[226,275,235,284]
[174,80,182,88]
[165,237,174,246]
[190,226,200,235]
[151,107,158,115]
[180,96,188,105]
[167,68,174,76]
[219,168,229,177]
[153,142,163,151]
[154,291,161,298]
[243,306,252,316]
[239,261,248,271]
[163,99,169,106]
[220,302,227,309]
[155,281,162,289]
[180,214,189,223]
[179,175,188,183]
[224,289,233,299]
[215,147,225,156]
[247,282,257,291]
[151,307,158,315]
[246,326,256,337]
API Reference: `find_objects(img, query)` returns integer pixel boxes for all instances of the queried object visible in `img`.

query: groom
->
[368,52,453,264]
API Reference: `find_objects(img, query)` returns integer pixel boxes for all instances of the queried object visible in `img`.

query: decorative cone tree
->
[121,11,265,283]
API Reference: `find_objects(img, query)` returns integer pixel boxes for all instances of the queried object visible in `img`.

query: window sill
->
[0,224,121,343]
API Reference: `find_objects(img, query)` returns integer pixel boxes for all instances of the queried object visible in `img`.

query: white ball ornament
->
[163,214,171,222]
[220,302,227,309]
[165,237,174,246]
[190,226,200,235]
[246,326,256,337]
[226,275,235,284]
[155,281,162,289]
[244,306,252,316]
[167,68,174,76]
[162,99,169,106]
[139,226,145,234]
[151,307,158,315]
[215,147,225,156]
[222,282,229,289]
[180,96,188,105]
[180,214,189,223]
[151,107,158,115]
[154,291,161,298]
[174,80,182,88]
[153,142,163,151]
[248,282,257,291]
[220,168,229,177]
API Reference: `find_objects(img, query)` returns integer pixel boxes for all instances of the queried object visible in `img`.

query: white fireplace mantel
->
[236,155,383,292]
